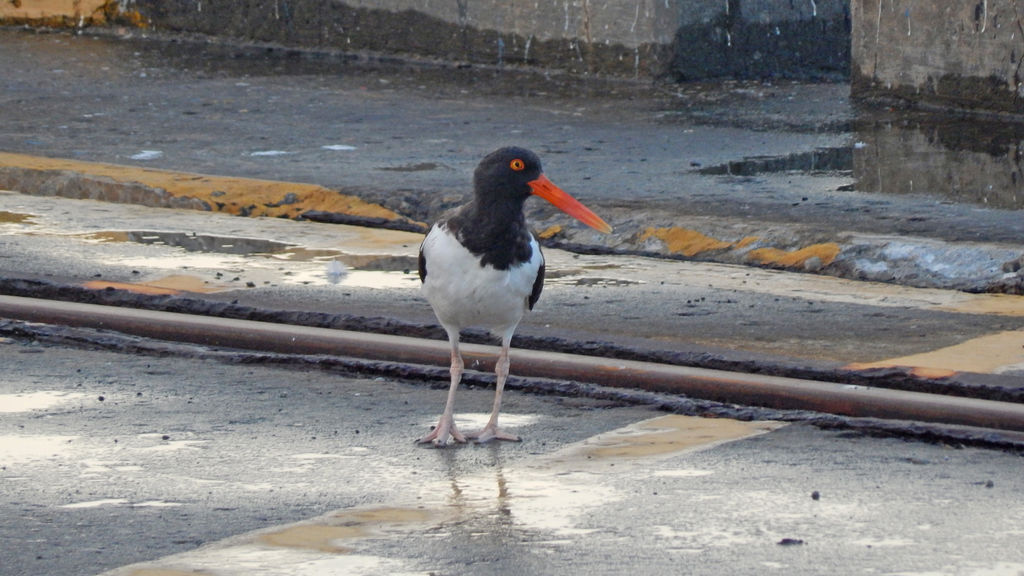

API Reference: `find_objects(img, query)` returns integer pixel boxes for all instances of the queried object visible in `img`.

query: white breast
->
[420,224,542,336]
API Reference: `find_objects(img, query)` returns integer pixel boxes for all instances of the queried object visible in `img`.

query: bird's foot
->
[416,415,466,448]
[466,425,521,444]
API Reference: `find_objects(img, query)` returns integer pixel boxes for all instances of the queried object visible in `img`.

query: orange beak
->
[528,174,613,234]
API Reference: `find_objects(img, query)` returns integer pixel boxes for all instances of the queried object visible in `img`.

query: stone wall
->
[2,0,851,80]
[852,0,1024,114]
[671,0,850,80]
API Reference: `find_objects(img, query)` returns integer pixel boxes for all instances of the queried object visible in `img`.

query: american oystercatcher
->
[417,146,612,446]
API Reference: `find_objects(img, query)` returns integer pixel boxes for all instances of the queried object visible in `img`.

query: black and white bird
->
[417,147,612,446]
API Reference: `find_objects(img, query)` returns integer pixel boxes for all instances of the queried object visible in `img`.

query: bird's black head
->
[473,146,543,204]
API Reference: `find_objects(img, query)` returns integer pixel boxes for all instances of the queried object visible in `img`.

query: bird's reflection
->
[435,444,514,535]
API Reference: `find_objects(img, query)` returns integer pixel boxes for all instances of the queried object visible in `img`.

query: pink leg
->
[466,338,521,443]
[418,334,467,447]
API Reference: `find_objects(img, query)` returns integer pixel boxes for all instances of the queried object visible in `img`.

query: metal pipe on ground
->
[2,294,1024,432]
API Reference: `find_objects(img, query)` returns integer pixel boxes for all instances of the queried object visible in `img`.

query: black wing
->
[528,259,544,311]
[417,241,427,283]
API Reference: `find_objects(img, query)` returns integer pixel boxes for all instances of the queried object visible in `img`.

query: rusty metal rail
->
[3,294,1024,432]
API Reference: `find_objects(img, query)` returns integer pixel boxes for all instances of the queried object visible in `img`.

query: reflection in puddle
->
[697,119,1024,210]
[83,230,294,255]
[853,118,1024,210]
[698,146,852,176]
[438,415,783,540]
[81,229,419,292]
[440,412,540,432]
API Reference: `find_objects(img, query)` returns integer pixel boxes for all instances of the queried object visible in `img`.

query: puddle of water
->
[297,269,417,289]
[97,228,418,268]
[549,276,643,287]
[81,229,420,292]
[61,498,130,509]
[496,473,614,537]
[441,412,539,432]
[697,119,1024,211]
[698,146,852,177]
[0,434,77,465]
[445,415,785,540]
[83,230,295,255]
[0,390,86,412]
[142,440,209,452]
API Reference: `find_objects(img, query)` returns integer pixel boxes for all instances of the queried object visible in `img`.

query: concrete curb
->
[0,152,423,230]
[533,209,1024,295]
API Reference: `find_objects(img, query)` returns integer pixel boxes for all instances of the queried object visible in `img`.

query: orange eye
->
[509,159,525,171]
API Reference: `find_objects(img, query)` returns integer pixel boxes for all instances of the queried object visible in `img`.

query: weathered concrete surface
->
[2,0,850,80]
[852,0,1024,114]
[4,342,1024,576]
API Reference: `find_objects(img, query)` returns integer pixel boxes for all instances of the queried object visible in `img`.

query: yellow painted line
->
[0,0,144,27]
[564,414,784,460]
[935,293,1024,317]
[0,152,415,225]
[846,330,1024,376]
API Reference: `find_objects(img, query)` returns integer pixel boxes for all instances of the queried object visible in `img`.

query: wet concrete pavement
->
[4,341,1024,576]
[3,24,1024,576]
